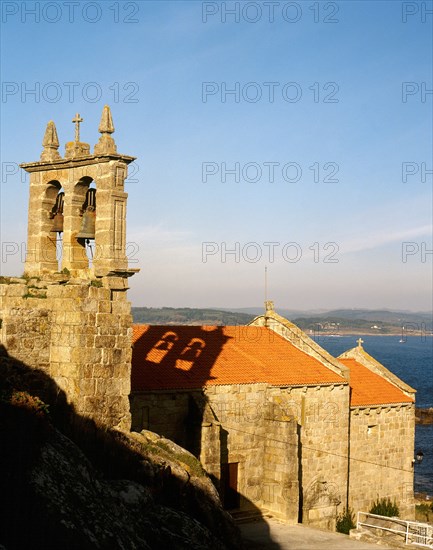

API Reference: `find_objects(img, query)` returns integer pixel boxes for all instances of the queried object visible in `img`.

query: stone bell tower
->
[0,107,137,430]
[21,105,136,279]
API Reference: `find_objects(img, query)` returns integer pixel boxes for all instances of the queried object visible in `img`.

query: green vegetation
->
[90,279,103,288]
[336,507,356,534]
[132,307,254,326]
[154,439,206,477]
[23,292,47,299]
[1,390,49,417]
[415,503,433,523]
[369,498,399,517]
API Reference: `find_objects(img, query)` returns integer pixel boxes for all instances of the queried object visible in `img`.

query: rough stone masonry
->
[0,106,137,430]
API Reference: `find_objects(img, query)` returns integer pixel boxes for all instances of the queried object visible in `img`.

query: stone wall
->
[131,383,300,522]
[265,383,350,529]
[131,381,351,527]
[0,276,132,430]
[349,404,415,519]
[130,390,192,443]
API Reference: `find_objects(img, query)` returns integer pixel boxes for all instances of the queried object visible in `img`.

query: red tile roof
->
[338,358,414,407]
[131,325,346,391]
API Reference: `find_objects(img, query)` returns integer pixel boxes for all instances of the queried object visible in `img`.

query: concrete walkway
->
[239,518,393,549]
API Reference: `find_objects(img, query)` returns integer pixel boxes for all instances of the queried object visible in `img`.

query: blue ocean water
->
[318,335,433,495]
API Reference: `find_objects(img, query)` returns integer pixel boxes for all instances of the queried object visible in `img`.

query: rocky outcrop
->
[416,407,433,424]
[0,349,242,550]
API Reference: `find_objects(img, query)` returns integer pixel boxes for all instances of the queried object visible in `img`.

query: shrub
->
[9,391,49,417]
[336,507,356,534]
[369,498,399,517]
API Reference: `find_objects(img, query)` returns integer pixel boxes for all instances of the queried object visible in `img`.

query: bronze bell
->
[77,208,96,240]
[77,188,96,240]
[50,213,64,233]
[50,192,64,234]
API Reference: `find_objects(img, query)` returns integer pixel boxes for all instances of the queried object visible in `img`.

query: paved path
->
[239,518,393,549]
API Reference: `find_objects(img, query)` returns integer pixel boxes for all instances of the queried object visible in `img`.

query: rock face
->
[416,407,433,424]
[22,428,228,549]
[0,351,242,550]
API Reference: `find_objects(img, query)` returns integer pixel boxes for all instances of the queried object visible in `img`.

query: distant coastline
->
[416,408,433,425]
[132,307,432,337]
[308,332,433,337]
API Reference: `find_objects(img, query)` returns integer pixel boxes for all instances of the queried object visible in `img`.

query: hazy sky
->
[1,1,432,311]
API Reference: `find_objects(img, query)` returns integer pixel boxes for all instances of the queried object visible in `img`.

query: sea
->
[317,335,433,496]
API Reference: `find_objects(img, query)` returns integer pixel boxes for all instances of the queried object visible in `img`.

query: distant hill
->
[223,307,432,325]
[286,309,432,335]
[132,307,432,334]
[132,307,254,326]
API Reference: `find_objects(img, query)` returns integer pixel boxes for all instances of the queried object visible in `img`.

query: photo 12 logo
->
[202,81,340,103]
[202,241,340,264]
[1,2,140,24]
[1,161,139,185]
[1,81,140,104]
[1,241,140,265]
[401,162,432,183]
[401,242,432,263]
[401,82,432,103]
[400,323,428,343]
[401,2,432,23]
[202,161,339,184]
[202,2,340,24]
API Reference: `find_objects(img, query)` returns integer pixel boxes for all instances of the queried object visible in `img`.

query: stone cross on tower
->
[72,113,83,142]
[357,338,364,348]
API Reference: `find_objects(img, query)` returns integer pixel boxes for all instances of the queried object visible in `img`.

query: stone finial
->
[265,300,274,313]
[40,121,62,161]
[99,105,115,134]
[94,105,117,154]
[65,112,90,159]
[357,338,364,348]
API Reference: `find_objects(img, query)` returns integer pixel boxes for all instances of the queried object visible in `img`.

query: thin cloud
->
[339,224,432,255]
[128,224,193,245]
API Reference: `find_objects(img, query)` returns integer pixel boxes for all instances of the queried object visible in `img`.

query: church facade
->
[130,303,416,528]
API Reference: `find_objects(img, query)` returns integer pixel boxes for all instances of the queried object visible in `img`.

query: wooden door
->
[221,462,240,510]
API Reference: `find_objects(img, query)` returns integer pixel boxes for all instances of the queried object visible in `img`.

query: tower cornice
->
[20,153,136,173]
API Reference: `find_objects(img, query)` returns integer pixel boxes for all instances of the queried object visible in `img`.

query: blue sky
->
[1,0,432,311]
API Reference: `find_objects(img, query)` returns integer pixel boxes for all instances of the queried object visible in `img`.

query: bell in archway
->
[50,212,64,233]
[77,208,96,240]
[50,192,64,234]
[77,188,96,240]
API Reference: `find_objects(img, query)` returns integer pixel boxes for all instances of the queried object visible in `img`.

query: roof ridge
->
[338,347,416,395]
[339,357,414,407]
[249,313,349,381]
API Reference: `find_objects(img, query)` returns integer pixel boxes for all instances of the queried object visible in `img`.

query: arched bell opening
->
[77,182,97,266]
[49,187,65,270]
[64,176,95,272]
[43,180,63,270]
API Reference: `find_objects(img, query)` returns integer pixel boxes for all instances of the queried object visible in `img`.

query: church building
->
[130,302,416,528]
